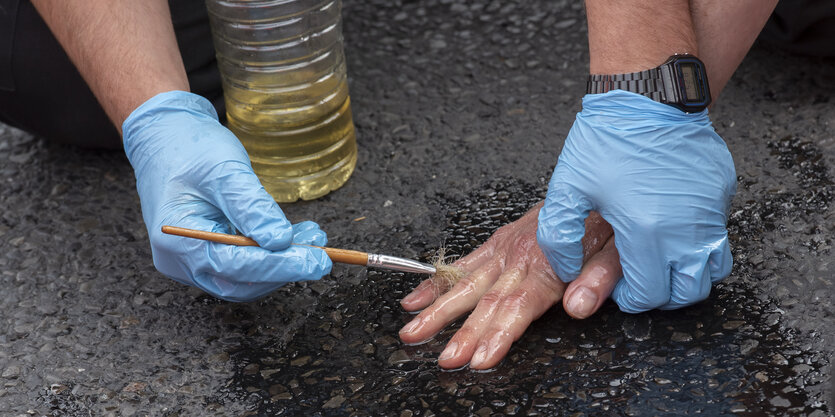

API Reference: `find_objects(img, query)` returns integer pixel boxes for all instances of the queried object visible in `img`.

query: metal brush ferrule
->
[367,253,436,274]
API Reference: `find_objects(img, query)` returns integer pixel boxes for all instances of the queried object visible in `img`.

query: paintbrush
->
[161,225,436,275]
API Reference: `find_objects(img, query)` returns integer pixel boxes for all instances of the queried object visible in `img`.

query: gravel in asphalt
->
[0,0,833,415]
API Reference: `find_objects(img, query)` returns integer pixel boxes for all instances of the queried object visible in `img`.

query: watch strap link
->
[587,70,666,102]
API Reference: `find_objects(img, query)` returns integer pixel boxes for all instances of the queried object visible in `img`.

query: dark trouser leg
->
[759,0,835,56]
[0,0,223,149]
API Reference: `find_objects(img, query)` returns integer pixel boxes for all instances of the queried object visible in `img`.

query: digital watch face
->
[676,61,707,104]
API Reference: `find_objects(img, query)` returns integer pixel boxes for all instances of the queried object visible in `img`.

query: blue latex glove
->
[122,91,332,302]
[537,90,736,312]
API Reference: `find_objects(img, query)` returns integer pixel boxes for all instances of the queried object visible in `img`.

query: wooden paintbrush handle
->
[162,225,259,246]
[313,247,369,266]
[161,225,369,266]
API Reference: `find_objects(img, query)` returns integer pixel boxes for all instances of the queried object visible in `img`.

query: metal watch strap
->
[587,70,666,102]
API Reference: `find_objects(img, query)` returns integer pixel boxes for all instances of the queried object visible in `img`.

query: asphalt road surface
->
[0,0,833,415]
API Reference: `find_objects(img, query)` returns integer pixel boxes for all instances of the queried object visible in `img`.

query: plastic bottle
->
[206,0,357,202]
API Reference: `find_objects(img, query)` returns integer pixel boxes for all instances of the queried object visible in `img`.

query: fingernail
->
[401,292,418,305]
[567,286,598,319]
[400,317,421,334]
[438,342,458,361]
[470,343,488,368]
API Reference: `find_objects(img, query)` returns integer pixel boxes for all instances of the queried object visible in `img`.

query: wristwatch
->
[586,54,711,113]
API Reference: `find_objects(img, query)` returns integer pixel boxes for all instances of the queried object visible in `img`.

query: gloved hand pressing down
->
[537,90,736,312]
[122,91,332,302]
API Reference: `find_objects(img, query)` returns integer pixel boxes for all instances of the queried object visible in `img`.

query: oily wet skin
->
[198,178,829,416]
[399,203,622,370]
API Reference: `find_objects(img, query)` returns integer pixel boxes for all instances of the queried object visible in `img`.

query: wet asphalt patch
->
[2,0,833,414]
[203,177,830,416]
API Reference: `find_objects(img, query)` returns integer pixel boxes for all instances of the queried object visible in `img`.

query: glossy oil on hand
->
[401,204,546,364]
[207,0,358,202]
[400,197,622,371]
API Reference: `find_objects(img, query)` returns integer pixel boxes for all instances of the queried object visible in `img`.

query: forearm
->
[585,0,779,101]
[691,0,779,99]
[31,0,189,132]
[585,0,698,75]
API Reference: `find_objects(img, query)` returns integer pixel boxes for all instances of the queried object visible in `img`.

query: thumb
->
[563,236,621,319]
[537,177,593,283]
[210,161,295,251]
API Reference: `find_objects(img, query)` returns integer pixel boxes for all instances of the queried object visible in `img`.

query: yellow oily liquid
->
[225,71,357,203]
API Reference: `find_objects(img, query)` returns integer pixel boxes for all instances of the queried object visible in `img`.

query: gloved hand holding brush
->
[123,91,333,301]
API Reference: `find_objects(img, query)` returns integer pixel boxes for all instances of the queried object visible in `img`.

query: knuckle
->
[478,291,504,308]
[512,234,536,253]
[454,274,480,293]
[500,291,532,311]
[488,226,513,244]
[537,272,565,296]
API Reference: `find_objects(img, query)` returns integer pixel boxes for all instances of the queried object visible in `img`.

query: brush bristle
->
[430,247,465,291]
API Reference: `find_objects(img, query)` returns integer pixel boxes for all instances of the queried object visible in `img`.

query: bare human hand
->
[399,202,622,370]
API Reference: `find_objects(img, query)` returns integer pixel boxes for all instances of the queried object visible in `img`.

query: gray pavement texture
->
[1,0,834,415]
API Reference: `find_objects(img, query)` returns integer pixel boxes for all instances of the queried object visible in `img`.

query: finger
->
[400,237,498,312]
[436,211,544,368]
[608,218,671,313]
[581,211,614,261]
[399,259,503,344]
[194,243,332,301]
[291,221,328,246]
[452,242,495,274]
[400,278,439,312]
[537,173,594,283]
[209,161,295,251]
[292,220,321,234]
[468,260,566,369]
[563,236,621,319]
[441,203,538,280]
[402,200,544,312]
[662,254,711,310]
[437,264,529,369]
[708,233,733,282]
[163,217,331,302]
[662,232,731,310]
[152,216,332,301]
